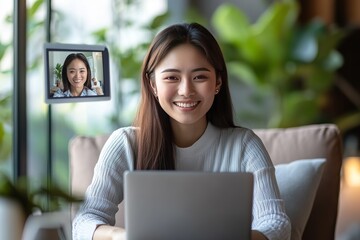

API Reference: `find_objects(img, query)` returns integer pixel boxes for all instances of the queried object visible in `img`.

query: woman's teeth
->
[175,102,198,108]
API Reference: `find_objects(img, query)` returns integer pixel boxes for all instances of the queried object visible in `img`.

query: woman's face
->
[152,43,221,129]
[66,58,87,90]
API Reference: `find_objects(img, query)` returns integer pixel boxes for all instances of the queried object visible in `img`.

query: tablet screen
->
[44,43,110,104]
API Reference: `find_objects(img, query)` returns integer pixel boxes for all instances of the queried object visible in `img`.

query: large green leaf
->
[306,68,334,92]
[252,1,298,64]
[227,62,259,87]
[279,92,319,127]
[213,2,299,76]
[237,34,267,66]
[316,30,345,65]
[211,4,250,43]
[253,0,298,37]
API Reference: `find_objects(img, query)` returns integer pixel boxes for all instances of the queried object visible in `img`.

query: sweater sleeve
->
[72,128,136,240]
[243,131,291,240]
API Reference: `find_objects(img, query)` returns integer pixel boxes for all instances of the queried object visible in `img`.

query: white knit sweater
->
[72,123,291,240]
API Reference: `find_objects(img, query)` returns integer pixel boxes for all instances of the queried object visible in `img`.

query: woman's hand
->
[93,225,126,240]
[94,86,104,95]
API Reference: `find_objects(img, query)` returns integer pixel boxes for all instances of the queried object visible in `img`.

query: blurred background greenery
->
[1,0,360,202]
[212,1,345,128]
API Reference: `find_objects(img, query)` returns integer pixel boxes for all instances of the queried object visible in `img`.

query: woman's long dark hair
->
[133,22,235,170]
[61,53,92,92]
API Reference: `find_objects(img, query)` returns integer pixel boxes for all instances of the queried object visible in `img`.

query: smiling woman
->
[53,53,96,97]
[72,22,291,240]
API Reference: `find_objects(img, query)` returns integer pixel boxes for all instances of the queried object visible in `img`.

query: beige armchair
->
[69,124,343,240]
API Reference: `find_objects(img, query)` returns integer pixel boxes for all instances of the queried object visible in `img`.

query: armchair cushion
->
[275,158,326,240]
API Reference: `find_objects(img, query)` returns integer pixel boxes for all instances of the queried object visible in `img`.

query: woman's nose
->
[178,78,195,97]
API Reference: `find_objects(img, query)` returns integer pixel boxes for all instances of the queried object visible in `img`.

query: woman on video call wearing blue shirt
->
[53,53,97,97]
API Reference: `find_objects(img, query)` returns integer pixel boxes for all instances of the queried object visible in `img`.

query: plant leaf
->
[148,12,169,29]
[279,92,319,127]
[211,4,250,43]
[291,27,318,62]
[28,0,44,18]
[228,62,259,86]
[253,0,298,39]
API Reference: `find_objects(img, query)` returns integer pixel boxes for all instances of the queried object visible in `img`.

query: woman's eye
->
[194,75,207,81]
[164,76,178,81]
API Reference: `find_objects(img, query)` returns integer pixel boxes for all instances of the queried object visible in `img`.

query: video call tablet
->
[44,43,110,104]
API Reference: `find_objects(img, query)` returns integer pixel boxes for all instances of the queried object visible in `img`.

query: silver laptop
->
[124,171,253,240]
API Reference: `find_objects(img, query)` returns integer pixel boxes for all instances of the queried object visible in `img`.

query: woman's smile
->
[67,59,88,89]
[173,101,200,109]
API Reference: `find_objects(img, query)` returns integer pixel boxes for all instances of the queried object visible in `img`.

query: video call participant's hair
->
[61,53,92,92]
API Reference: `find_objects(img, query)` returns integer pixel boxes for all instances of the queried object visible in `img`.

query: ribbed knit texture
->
[72,123,291,240]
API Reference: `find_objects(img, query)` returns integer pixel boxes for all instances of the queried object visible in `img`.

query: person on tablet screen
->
[53,53,97,97]
[72,23,291,240]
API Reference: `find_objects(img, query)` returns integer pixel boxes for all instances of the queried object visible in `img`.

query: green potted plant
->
[54,63,62,80]
[211,0,346,127]
[53,63,62,82]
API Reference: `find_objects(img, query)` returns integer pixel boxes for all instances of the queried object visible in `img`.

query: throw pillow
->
[275,158,326,240]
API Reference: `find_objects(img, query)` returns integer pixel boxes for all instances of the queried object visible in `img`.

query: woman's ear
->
[216,77,222,87]
[150,80,157,96]
[215,77,222,93]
